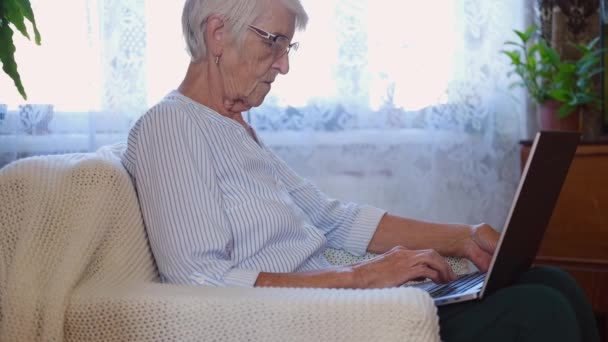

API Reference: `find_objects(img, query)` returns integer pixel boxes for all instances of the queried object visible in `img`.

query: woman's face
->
[220,3,296,111]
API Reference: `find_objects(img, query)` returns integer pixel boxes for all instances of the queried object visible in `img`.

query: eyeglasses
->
[247,25,299,58]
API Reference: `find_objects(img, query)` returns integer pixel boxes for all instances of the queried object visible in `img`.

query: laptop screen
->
[480,131,580,297]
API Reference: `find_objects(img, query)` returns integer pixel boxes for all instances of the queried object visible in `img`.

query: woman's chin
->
[225,100,252,113]
[247,94,269,108]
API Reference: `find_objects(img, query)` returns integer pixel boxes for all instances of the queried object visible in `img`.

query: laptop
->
[412,131,580,306]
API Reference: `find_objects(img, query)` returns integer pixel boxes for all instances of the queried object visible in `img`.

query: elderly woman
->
[122,0,599,341]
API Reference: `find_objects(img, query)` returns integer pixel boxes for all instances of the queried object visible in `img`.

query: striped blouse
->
[122,90,386,287]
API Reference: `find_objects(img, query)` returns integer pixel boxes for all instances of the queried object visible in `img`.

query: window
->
[0,0,527,229]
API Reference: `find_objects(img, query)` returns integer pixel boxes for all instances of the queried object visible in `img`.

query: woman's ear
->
[205,14,225,60]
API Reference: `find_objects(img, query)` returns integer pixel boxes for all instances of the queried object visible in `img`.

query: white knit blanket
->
[0,145,441,342]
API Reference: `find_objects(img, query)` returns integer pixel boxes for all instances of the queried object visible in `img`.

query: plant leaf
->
[576,77,590,89]
[548,89,570,102]
[501,50,521,64]
[514,30,527,43]
[544,43,561,67]
[586,37,600,50]
[504,41,524,48]
[14,0,41,44]
[576,58,596,75]
[529,55,537,70]
[558,104,576,118]
[574,93,595,104]
[3,0,30,40]
[515,25,537,43]
[587,67,604,78]
[0,23,27,99]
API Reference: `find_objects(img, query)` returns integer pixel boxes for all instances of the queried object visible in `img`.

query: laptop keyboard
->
[426,272,485,298]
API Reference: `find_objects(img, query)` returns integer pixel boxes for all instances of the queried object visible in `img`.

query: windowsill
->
[0,129,478,154]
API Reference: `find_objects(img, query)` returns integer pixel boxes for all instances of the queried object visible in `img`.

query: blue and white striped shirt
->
[122,90,386,287]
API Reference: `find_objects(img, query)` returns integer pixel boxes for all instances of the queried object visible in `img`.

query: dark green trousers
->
[438,266,600,342]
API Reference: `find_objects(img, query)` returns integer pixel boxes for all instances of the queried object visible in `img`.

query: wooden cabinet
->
[521,140,608,339]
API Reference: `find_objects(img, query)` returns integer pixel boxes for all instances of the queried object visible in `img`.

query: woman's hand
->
[462,223,500,272]
[351,246,457,288]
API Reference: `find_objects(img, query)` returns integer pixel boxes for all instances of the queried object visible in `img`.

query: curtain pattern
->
[101,0,147,118]
[0,0,527,229]
[252,0,526,228]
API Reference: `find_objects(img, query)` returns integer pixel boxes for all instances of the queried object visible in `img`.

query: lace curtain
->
[0,0,528,229]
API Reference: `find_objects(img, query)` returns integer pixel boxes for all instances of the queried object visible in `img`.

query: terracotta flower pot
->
[537,100,580,132]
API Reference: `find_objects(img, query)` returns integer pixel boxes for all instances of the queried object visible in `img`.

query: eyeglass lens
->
[273,36,293,57]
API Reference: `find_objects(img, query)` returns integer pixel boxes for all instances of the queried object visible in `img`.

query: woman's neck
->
[178,61,247,126]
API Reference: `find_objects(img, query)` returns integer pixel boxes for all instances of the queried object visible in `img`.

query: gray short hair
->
[182,0,308,62]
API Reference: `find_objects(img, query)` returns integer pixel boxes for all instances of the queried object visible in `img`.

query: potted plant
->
[502,25,604,134]
[0,0,41,100]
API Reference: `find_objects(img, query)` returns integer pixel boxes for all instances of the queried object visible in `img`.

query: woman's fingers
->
[464,223,500,272]
[467,245,492,272]
[407,264,442,284]
[389,247,456,284]
[412,249,457,283]
[355,246,458,287]
[473,223,500,254]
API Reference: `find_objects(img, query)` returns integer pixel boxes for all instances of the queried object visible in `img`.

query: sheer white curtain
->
[0,0,528,229]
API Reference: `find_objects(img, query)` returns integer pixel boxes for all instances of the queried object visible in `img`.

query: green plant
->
[502,26,559,104]
[502,25,604,118]
[0,0,41,100]
[548,38,604,117]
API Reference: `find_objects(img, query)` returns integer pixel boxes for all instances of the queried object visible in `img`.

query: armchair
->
[0,144,468,342]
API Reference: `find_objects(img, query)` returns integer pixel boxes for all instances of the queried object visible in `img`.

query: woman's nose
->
[273,53,290,75]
